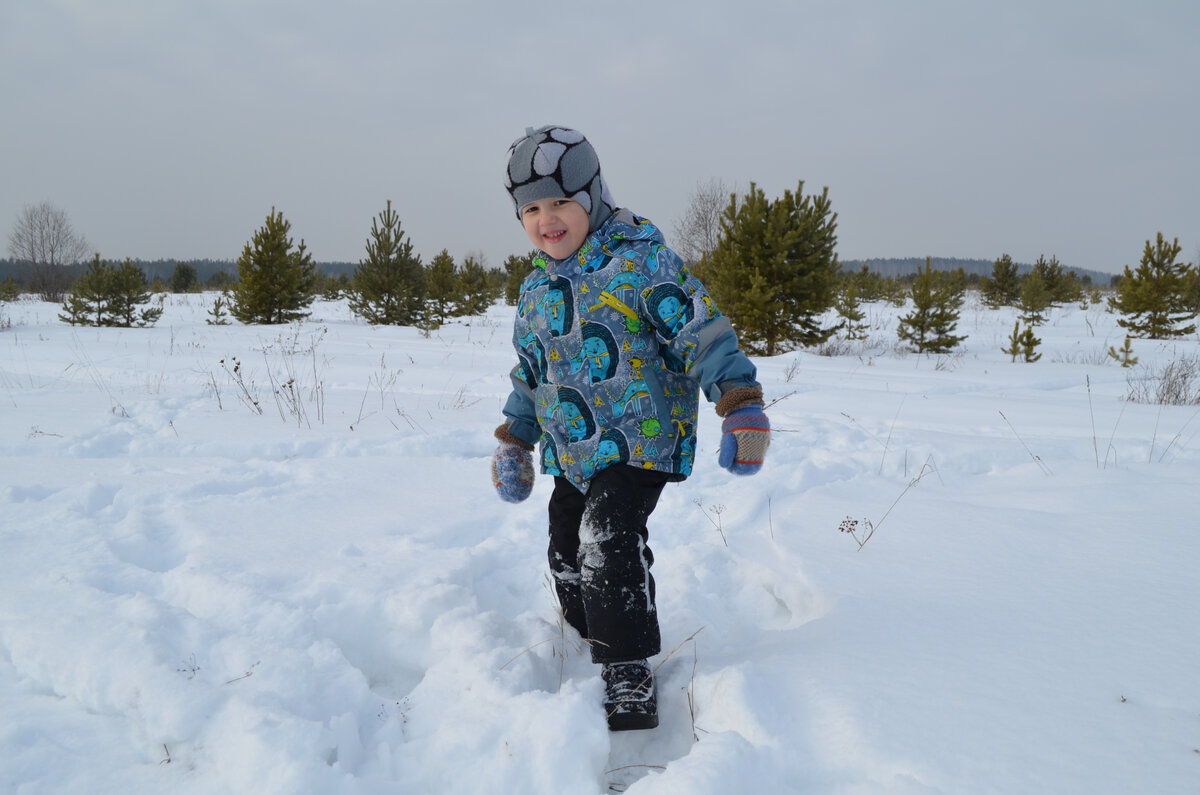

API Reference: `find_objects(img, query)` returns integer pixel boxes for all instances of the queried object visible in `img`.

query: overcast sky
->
[3,1,1197,275]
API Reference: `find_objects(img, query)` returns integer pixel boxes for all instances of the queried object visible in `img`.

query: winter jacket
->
[501,209,759,491]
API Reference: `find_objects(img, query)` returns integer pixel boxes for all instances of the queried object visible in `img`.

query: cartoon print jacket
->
[501,209,759,492]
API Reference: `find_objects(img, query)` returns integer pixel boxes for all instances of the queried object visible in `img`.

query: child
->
[490,125,770,731]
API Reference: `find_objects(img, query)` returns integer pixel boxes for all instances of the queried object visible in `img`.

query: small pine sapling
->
[1003,320,1042,362]
[1018,325,1043,362]
[896,259,966,353]
[835,280,868,340]
[1107,336,1139,367]
[207,292,233,325]
[1002,321,1021,362]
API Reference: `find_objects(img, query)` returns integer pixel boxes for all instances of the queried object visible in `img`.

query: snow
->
[2,293,1198,794]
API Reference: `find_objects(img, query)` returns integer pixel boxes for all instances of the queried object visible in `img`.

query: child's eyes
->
[522,200,571,216]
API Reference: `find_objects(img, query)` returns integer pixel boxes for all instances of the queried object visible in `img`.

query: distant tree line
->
[3,201,516,329]
[5,198,1197,347]
[841,256,1109,288]
[0,255,353,296]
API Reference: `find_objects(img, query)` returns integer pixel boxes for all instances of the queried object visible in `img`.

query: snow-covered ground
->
[2,293,1197,794]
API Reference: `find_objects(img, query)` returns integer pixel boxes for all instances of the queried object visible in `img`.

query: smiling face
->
[521,198,590,260]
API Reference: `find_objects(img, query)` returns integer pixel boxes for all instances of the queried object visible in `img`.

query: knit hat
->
[504,125,615,233]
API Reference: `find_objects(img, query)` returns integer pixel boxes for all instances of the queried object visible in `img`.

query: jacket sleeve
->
[688,320,760,404]
[639,243,760,404]
[500,361,542,447]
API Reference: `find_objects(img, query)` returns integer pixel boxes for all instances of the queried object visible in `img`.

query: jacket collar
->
[532,209,661,272]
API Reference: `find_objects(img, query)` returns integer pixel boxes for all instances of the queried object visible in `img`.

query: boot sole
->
[607,711,659,731]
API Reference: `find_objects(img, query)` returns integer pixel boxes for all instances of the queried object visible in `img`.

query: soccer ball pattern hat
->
[505,125,615,234]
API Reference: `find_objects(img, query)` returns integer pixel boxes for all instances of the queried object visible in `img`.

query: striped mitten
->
[718,404,770,476]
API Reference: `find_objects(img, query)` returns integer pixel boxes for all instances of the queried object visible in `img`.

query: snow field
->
[1,293,1198,793]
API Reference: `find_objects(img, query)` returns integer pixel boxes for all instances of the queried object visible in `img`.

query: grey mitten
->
[491,425,535,503]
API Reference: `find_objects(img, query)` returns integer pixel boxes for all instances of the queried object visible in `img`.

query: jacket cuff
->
[714,386,764,417]
[494,423,536,451]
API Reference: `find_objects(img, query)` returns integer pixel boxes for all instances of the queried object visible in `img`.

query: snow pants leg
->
[546,466,670,664]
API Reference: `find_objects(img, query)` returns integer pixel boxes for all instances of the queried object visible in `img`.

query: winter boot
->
[602,659,658,731]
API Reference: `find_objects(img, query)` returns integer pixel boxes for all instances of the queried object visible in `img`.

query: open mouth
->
[543,230,567,244]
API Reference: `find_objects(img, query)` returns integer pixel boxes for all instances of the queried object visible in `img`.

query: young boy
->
[490,125,770,731]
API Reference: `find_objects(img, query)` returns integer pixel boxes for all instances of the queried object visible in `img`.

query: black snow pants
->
[546,465,672,664]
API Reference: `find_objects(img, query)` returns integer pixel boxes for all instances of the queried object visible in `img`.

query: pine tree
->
[944,267,969,299]
[320,272,349,300]
[59,254,109,326]
[169,263,199,293]
[1002,320,1042,362]
[424,249,458,326]
[835,279,867,340]
[207,291,233,325]
[230,208,316,325]
[1001,321,1021,362]
[1032,254,1082,305]
[503,251,537,305]
[59,255,162,327]
[1107,336,1138,367]
[981,253,1021,307]
[846,265,905,304]
[0,276,19,303]
[348,200,425,325]
[896,258,966,353]
[847,265,879,301]
[1110,232,1197,338]
[107,258,161,327]
[1018,325,1042,362]
[1018,269,1052,326]
[456,255,496,316]
[697,181,839,355]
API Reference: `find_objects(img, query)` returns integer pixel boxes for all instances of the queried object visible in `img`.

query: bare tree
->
[671,178,732,264]
[7,201,91,301]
